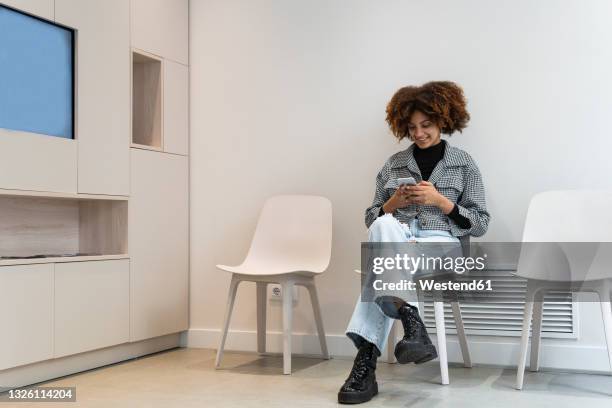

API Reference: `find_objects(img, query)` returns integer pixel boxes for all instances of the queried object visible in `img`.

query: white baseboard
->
[0,333,182,390]
[186,328,612,373]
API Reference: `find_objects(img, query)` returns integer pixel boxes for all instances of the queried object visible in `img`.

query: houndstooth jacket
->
[365,141,490,237]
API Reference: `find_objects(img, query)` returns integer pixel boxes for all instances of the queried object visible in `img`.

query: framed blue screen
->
[0,5,74,139]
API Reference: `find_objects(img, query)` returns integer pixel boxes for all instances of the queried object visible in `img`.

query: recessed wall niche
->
[0,193,127,260]
[132,50,163,149]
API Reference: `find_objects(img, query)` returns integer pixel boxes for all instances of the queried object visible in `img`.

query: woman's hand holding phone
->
[382,184,414,213]
[383,180,455,215]
[406,181,454,214]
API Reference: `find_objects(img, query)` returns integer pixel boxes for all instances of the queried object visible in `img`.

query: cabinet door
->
[131,0,189,65]
[163,60,189,156]
[54,260,130,357]
[0,132,77,193]
[0,264,53,370]
[129,149,188,341]
[55,0,130,196]
[1,0,53,20]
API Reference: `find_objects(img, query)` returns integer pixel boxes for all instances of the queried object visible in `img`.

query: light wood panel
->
[0,195,128,259]
[0,264,53,370]
[129,149,188,341]
[132,50,163,148]
[131,0,188,65]
[130,143,163,152]
[55,0,130,196]
[163,60,189,155]
[0,188,129,201]
[54,260,130,357]
[1,0,53,20]
[0,196,79,257]
[79,200,128,255]
[0,254,128,267]
[0,130,77,193]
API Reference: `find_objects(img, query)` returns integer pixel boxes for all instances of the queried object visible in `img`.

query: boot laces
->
[348,347,374,382]
[350,362,368,381]
[401,306,423,338]
[409,314,421,337]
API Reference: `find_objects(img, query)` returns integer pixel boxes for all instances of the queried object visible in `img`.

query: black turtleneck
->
[379,139,471,229]
[413,139,446,181]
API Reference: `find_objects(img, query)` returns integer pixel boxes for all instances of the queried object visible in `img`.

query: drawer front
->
[54,260,129,357]
[0,264,53,370]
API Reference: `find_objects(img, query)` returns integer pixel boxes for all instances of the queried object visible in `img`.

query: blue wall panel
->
[0,5,74,139]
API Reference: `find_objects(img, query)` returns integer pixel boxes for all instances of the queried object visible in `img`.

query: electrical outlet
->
[268,283,299,302]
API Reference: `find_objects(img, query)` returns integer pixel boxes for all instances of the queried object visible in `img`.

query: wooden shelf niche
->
[0,194,127,265]
[132,49,163,149]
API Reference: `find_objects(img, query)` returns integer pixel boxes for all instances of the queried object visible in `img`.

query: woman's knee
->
[369,214,401,233]
[368,214,406,242]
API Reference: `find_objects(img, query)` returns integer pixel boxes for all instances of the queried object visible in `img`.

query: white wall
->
[189,0,612,369]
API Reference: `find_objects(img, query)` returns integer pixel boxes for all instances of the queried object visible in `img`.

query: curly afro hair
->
[385,81,470,141]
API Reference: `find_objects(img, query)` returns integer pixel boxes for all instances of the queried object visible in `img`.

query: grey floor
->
[9,348,612,407]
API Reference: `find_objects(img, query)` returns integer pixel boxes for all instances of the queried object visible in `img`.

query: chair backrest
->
[241,195,332,274]
[516,190,612,281]
[521,190,612,242]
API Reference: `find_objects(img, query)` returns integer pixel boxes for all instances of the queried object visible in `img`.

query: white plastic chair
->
[215,195,332,374]
[515,190,612,389]
[356,235,472,385]
[384,299,472,385]
[386,296,472,385]
[386,235,473,385]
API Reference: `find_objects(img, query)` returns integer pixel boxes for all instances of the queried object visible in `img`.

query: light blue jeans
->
[346,214,459,353]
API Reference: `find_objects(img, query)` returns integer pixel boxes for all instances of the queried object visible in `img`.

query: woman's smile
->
[414,135,431,143]
[408,110,441,149]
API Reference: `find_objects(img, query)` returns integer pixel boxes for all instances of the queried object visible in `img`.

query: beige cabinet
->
[55,0,130,196]
[0,2,77,194]
[1,0,53,19]
[129,149,188,341]
[131,0,189,65]
[0,132,77,193]
[163,60,189,155]
[0,264,53,370]
[54,260,130,357]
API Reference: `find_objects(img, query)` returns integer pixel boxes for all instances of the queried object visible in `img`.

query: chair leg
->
[596,283,612,372]
[256,282,267,355]
[451,301,472,368]
[282,280,294,375]
[434,300,449,385]
[530,290,545,372]
[387,320,398,364]
[215,275,241,368]
[304,281,329,359]
[516,283,537,390]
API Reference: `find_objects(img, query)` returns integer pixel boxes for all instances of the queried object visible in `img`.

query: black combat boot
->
[375,296,438,364]
[337,341,380,404]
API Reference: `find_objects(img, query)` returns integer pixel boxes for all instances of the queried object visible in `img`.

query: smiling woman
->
[338,81,490,405]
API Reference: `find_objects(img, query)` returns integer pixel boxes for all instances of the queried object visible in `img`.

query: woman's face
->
[408,110,441,149]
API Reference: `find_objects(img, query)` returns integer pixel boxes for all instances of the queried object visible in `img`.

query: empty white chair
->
[515,190,612,389]
[215,195,332,375]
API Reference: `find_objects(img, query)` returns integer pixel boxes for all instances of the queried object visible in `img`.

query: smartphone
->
[396,177,416,186]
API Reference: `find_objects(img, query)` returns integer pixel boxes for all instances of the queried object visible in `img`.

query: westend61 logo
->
[360,243,496,301]
[371,254,487,275]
